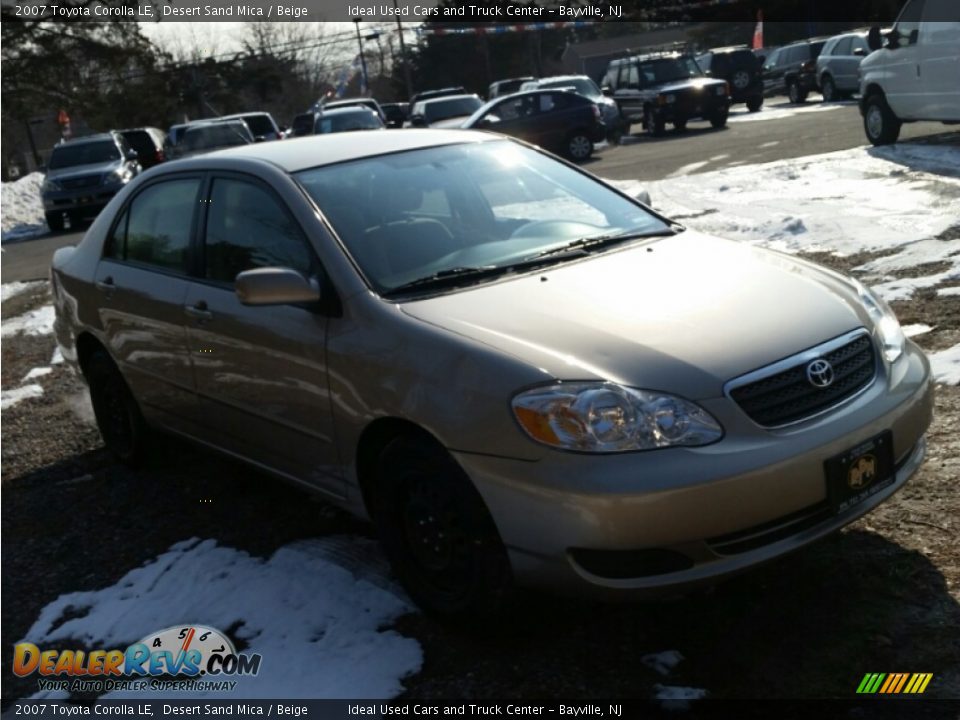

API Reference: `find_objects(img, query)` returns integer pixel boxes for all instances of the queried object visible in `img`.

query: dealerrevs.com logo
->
[13,625,262,693]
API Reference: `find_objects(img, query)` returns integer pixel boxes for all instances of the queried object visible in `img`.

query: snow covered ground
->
[4,140,959,701]
[1,172,47,242]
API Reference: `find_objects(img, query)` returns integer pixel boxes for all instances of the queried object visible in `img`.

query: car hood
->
[646,77,726,94]
[46,161,120,180]
[430,115,474,129]
[400,232,866,399]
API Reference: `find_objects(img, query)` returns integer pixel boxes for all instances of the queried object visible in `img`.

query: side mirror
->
[601,86,614,97]
[254,135,266,143]
[867,26,883,51]
[853,47,867,57]
[410,115,427,127]
[886,29,901,50]
[235,267,321,306]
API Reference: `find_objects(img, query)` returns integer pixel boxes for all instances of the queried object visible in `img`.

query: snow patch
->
[937,286,960,297]
[1,384,44,410]
[2,304,55,337]
[929,344,960,386]
[641,650,685,676]
[902,324,933,339]
[51,346,65,365]
[23,537,421,699]
[2,280,45,303]
[1,172,48,242]
[23,366,53,381]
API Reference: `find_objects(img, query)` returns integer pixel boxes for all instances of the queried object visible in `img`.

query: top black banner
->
[1,0,955,23]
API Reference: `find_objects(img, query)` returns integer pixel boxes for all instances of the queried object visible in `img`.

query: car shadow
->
[397,528,960,698]
[867,132,960,179]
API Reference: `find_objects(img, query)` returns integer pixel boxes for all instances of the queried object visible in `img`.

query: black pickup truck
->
[601,52,731,136]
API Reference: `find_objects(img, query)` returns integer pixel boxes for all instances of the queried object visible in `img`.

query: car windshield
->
[540,77,600,98]
[423,97,483,123]
[295,140,669,296]
[48,141,120,169]
[638,57,703,85]
[316,111,383,133]
[182,124,251,152]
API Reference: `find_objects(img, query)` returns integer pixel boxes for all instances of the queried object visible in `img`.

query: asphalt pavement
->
[2,100,956,284]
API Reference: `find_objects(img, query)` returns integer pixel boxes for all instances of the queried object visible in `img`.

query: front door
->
[918,14,960,119]
[182,174,343,498]
[882,0,926,118]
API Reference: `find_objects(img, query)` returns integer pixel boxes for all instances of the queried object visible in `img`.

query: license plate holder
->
[825,431,895,514]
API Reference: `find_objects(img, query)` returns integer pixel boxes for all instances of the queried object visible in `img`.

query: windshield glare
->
[542,78,600,98]
[295,140,667,295]
[640,57,703,85]
[48,141,120,170]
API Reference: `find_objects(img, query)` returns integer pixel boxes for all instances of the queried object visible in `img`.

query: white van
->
[859,0,960,145]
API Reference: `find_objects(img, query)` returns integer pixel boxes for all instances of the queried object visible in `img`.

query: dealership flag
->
[752,10,764,49]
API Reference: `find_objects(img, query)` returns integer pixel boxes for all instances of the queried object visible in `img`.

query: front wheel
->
[644,110,665,137]
[709,108,729,128]
[85,349,149,465]
[863,93,902,146]
[788,81,808,104]
[565,131,593,162]
[821,75,837,102]
[374,435,511,618]
[45,211,64,233]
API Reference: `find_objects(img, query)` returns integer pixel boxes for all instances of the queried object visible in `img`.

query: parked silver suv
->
[816,31,870,101]
[40,132,140,232]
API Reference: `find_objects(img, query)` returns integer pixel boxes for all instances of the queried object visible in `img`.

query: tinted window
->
[292,114,315,136]
[240,115,277,137]
[423,97,483,123]
[48,141,120,170]
[121,131,156,155]
[834,37,853,55]
[204,179,313,285]
[121,179,200,272]
[182,124,252,153]
[315,111,383,134]
[810,41,826,58]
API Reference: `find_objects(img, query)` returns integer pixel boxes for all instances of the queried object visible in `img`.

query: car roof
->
[317,107,377,117]
[221,111,274,119]
[193,129,497,172]
[57,133,117,146]
[535,75,591,83]
[420,94,479,105]
[184,119,249,134]
[704,45,752,54]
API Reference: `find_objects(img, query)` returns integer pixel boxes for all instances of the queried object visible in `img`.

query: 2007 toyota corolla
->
[51,130,933,617]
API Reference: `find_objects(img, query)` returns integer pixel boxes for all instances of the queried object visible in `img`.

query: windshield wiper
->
[529,226,683,260]
[384,266,509,296]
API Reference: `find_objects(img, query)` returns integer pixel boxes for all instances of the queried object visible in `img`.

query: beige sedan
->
[51,130,933,617]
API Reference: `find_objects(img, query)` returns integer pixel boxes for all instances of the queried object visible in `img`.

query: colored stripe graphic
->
[858,672,933,694]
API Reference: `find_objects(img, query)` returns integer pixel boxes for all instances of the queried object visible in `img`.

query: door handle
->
[184,301,213,322]
[95,276,116,298]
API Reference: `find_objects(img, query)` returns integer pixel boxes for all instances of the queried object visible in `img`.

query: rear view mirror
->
[235,267,321,306]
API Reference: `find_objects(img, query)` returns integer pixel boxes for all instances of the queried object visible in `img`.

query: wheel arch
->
[75,331,110,377]
[355,416,446,520]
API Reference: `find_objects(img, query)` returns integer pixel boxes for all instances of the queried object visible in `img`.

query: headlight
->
[512,382,723,453]
[853,279,905,363]
[107,167,132,184]
[41,177,60,193]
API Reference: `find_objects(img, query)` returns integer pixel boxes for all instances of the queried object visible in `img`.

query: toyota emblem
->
[806,358,835,388]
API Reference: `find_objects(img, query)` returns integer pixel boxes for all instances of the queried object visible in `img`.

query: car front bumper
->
[42,182,126,214]
[453,342,933,597]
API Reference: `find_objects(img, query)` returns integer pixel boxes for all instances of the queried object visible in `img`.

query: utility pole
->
[393,0,414,100]
[353,18,370,95]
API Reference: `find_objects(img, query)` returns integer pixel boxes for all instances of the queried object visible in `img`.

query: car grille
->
[59,174,102,190]
[728,332,876,427]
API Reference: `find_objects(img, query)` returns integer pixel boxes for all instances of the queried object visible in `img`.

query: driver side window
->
[894,0,925,45]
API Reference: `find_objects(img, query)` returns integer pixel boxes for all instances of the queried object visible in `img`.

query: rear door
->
[918,2,960,118]
[94,175,203,429]
[182,173,343,498]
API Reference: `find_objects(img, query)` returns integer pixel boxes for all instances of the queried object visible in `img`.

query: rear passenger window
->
[112,179,200,273]
[203,178,313,285]
[834,37,853,55]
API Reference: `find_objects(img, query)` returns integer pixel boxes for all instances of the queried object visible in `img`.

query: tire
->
[373,434,511,618]
[863,93,902,146]
[85,349,149,466]
[788,81,808,104]
[709,108,729,129]
[732,70,751,91]
[644,109,665,137]
[746,96,763,113]
[821,75,836,102]
[673,117,688,131]
[565,131,593,162]
[45,211,64,233]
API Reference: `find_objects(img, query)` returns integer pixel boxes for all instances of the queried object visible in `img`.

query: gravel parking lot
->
[3,130,959,702]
